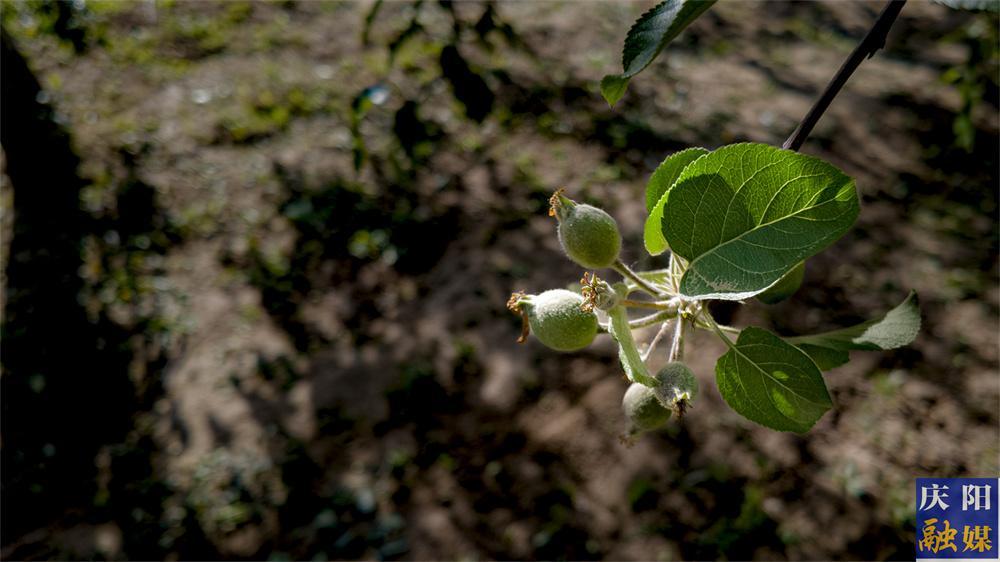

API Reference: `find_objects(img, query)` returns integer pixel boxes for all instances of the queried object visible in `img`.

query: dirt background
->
[2,1,998,560]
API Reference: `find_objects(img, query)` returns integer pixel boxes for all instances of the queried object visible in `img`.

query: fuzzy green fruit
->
[653,362,698,412]
[622,382,671,434]
[523,289,598,352]
[757,261,805,305]
[550,191,621,269]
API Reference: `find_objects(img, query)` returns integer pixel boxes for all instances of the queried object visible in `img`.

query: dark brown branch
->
[783,0,907,151]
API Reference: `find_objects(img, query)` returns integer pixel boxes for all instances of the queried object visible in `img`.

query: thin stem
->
[783,0,906,151]
[636,267,672,279]
[694,316,740,335]
[614,259,665,297]
[642,320,673,362]
[629,310,677,329]
[702,313,736,349]
[621,298,674,311]
[624,282,674,298]
[668,317,686,362]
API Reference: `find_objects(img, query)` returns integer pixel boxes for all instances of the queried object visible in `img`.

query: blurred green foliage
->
[940,14,999,152]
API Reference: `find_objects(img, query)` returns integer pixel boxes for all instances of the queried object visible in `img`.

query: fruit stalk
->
[613,259,665,297]
[620,298,677,311]
[668,318,686,362]
[628,310,677,330]
[607,304,656,387]
[642,319,673,361]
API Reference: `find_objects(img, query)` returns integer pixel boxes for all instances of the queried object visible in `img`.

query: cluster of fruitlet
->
[507,0,926,438]
[508,190,710,439]
[509,150,919,438]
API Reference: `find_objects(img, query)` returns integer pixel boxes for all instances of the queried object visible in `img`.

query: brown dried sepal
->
[578,272,598,312]
[673,397,690,419]
[507,291,530,344]
[548,187,566,218]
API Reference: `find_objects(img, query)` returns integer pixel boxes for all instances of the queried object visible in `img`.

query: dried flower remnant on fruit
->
[580,272,620,312]
[548,187,566,218]
[507,291,526,312]
[507,291,530,343]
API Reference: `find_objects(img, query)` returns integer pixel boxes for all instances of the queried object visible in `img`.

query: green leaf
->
[600,75,630,108]
[621,0,716,78]
[787,292,921,352]
[756,260,805,305]
[796,343,849,371]
[602,0,716,107]
[646,147,711,212]
[644,147,710,255]
[662,143,859,300]
[716,327,833,433]
[636,267,673,284]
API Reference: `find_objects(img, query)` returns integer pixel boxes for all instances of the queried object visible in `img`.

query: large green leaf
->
[644,147,709,255]
[787,292,920,352]
[601,0,716,107]
[796,343,849,371]
[647,148,710,212]
[662,143,859,300]
[716,327,833,433]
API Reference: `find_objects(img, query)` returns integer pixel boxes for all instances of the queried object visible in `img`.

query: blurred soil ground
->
[1,1,998,560]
